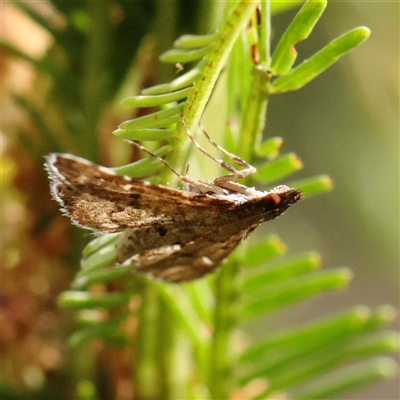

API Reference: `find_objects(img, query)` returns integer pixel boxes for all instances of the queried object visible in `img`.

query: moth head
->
[259,186,303,220]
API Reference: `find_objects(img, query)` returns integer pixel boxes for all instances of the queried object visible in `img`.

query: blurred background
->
[252,4,399,399]
[1,1,398,399]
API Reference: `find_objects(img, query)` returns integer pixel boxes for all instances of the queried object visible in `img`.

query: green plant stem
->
[259,0,272,70]
[238,66,270,164]
[209,258,241,398]
[81,2,112,161]
[238,1,272,167]
[134,282,171,400]
[164,1,258,179]
[209,3,274,397]
[183,1,258,130]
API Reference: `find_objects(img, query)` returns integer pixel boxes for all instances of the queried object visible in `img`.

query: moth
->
[45,123,303,282]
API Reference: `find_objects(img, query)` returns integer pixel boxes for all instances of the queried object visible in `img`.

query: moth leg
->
[181,163,221,194]
[181,117,242,175]
[127,140,226,194]
[196,123,260,193]
[196,122,256,174]
[181,117,257,194]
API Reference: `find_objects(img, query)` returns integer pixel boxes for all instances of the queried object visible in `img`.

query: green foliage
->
[3,1,398,399]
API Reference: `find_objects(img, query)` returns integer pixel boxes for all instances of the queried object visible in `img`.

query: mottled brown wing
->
[114,185,303,263]
[45,153,303,282]
[45,153,236,233]
[126,232,247,282]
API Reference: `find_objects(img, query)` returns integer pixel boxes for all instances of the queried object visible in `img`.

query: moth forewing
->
[45,152,303,282]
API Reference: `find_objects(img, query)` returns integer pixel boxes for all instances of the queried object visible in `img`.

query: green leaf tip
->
[289,175,333,198]
[257,137,283,158]
[121,87,192,108]
[160,45,212,64]
[241,267,353,319]
[173,34,218,49]
[79,243,117,273]
[244,235,288,268]
[255,152,303,183]
[117,104,184,130]
[291,357,398,400]
[142,66,203,95]
[82,233,120,257]
[242,251,322,293]
[72,265,132,290]
[113,128,176,142]
[110,145,173,178]
[271,26,371,94]
[271,0,327,75]
[58,291,130,310]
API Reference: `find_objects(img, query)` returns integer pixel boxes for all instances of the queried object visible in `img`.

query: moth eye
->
[157,226,168,236]
[260,192,281,208]
[268,193,281,205]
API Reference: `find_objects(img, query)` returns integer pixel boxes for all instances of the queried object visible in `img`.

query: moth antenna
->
[184,161,190,175]
[128,140,217,194]
[180,117,240,175]
[127,140,183,179]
